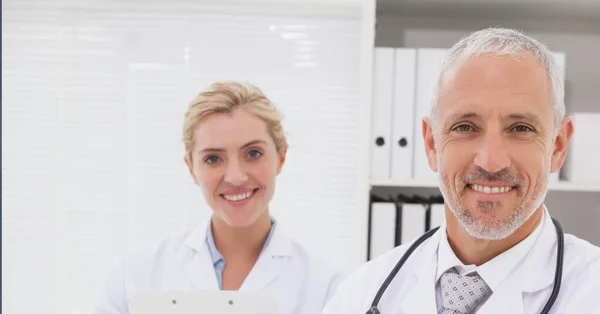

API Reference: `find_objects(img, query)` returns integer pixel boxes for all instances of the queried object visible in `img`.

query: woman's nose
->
[223,159,248,186]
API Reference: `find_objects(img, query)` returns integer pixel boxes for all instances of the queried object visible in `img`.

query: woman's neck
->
[211,211,272,261]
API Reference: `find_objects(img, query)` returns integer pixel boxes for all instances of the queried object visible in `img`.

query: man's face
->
[422,53,573,240]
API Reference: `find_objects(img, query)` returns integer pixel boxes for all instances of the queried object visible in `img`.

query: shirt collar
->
[205,217,277,266]
[435,207,546,292]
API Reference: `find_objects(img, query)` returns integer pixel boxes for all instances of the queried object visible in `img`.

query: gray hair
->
[430,27,565,135]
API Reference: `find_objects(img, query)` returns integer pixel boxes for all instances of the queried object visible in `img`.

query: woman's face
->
[185,109,285,228]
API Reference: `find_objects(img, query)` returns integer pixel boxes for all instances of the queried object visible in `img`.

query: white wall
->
[371,14,600,245]
[2,1,374,313]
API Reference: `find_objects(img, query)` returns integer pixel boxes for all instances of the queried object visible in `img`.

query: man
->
[321,28,600,314]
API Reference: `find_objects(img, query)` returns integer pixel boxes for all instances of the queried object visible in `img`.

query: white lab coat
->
[322,209,600,314]
[95,220,344,314]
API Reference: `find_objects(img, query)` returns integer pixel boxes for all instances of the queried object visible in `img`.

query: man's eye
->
[453,124,474,132]
[248,150,262,160]
[512,125,533,133]
[204,155,220,164]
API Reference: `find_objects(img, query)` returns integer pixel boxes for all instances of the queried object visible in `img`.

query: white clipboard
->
[129,290,277,314]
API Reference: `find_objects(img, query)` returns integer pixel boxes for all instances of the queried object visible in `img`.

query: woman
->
[95,81,344,314]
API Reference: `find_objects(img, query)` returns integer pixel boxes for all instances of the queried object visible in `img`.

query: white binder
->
[400,204,426,245]
[371,47,395,180]
[414,48,448,181]
[369,202,397,260]
[391,48,417,181]
[429,204,445,230]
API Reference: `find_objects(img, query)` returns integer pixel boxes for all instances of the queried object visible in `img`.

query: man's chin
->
[458,206,539,240]
[458,217,514,240]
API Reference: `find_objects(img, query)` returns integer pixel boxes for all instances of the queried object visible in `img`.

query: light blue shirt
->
[205,219,276,289]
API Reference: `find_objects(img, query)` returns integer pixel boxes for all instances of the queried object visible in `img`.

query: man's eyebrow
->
[446,112,481,122]
[445,112,542,124]
[506,113,541,125]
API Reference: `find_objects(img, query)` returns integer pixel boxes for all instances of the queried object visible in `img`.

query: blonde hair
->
[183,81,287,159]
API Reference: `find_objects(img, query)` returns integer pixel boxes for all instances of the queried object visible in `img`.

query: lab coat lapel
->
[476,208,557,314]
[519,209,557,293]
[400,230,442,314]
[239,223,292,291]
[183,222,220,290]
[475,278,525,314]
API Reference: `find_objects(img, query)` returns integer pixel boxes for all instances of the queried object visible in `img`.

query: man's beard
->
[437,158,549,240]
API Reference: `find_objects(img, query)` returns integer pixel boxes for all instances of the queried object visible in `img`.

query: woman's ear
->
[184,155,199,185]
[277,149,287,174]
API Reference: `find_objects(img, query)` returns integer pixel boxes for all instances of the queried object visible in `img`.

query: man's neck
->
[211,212,272,261]
[445,205,544,266]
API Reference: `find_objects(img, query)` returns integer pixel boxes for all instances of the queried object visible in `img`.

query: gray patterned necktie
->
[439,267,492,314]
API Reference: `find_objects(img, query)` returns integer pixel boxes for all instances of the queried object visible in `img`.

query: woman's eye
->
[248,150,262,160]
[454,124,474,132]
[512,125,533,133]
[204,155,221,164]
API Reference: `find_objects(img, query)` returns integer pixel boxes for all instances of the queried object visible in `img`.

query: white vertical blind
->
[2,1,369,313]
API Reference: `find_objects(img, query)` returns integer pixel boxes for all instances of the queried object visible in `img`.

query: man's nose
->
[223,159,248,186]
[473,132,511,174]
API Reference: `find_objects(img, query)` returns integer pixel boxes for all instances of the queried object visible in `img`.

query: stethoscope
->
[366,216,565,314]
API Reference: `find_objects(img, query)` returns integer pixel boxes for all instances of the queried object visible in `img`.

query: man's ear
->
[422,117,438,172]
[184,155,199,185]
[550,117,574,173]
[276,149,287,175]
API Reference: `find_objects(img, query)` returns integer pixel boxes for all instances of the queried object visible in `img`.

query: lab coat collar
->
[183,224,220,290]
[400,206,557,314]
[238,219,293,290]
[399,225,442,314]
[425,206,557,294]
[183,216,293,290]
[436,209,544,293]
[515,206,558,293]
[474,208,556,314]
[184,217,291,255]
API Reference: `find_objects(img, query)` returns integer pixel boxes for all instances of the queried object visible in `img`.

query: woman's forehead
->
[193,111,272,150]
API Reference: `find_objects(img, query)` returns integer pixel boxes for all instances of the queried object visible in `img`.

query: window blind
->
[2,1,368,313]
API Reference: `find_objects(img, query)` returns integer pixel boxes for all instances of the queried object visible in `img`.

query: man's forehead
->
[444,110,544,124]
[436,54,554,119]
[439,53,550,91]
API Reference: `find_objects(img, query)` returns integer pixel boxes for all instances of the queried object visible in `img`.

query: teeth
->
[471,184,512,194]
[223,191,253,202]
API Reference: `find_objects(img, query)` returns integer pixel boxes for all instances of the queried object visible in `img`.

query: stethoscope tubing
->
[367,217,564,314]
